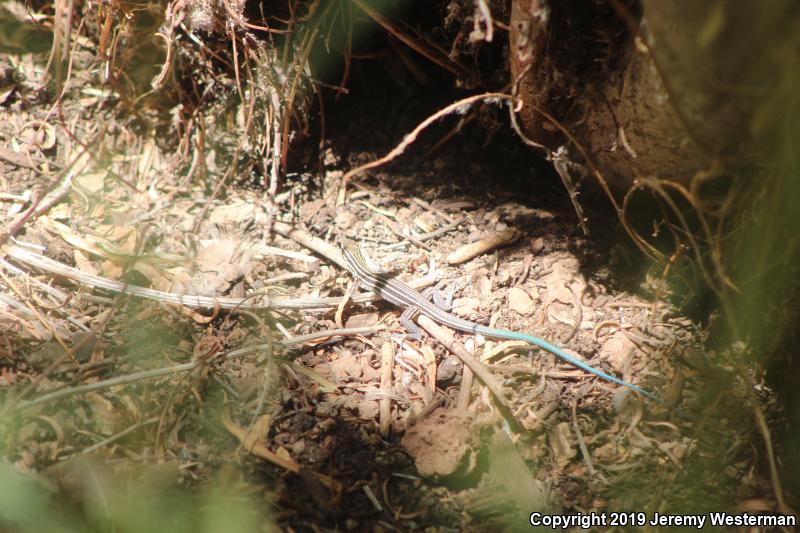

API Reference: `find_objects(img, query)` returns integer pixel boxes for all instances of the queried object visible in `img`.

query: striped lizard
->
[341,244,660,402]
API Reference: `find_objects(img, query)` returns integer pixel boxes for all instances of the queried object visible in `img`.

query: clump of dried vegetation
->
[1,0,800,530]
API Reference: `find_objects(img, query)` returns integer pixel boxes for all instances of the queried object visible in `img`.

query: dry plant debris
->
[0,0,793,530]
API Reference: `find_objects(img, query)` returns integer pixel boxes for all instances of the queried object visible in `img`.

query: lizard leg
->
[398,305,423,340]
[425,280,467,311]
[397,286,452,340]
[402,282,466,339]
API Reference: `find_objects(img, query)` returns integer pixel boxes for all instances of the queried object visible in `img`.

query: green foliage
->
[0,461,271,533]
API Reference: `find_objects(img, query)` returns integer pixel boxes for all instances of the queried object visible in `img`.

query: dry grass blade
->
[336,93,515,205]
[351,0,471,80]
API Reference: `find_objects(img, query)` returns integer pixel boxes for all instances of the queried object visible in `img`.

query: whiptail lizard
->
[341,244,660,402]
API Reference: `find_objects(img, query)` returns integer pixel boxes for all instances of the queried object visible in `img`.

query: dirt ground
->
[0,2,786,531]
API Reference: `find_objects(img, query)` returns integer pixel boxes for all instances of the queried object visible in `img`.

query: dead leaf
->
[75,170,107,193]
[598,331,638,372]
[548,422,576,468]
[507,287,534,315]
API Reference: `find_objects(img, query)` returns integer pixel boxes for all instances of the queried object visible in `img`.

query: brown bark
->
[510,0,799,188]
